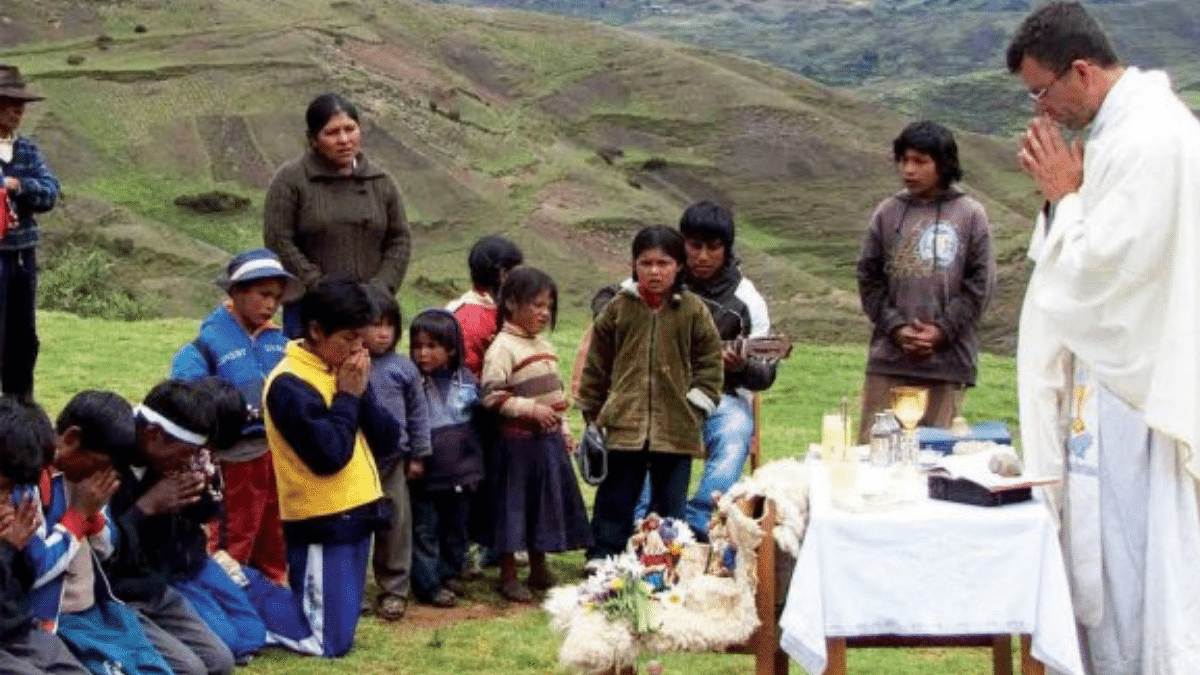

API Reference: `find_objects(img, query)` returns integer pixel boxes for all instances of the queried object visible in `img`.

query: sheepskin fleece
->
[545,459,810,674]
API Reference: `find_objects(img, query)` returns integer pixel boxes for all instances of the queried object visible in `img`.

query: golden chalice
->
[890,386,928,466]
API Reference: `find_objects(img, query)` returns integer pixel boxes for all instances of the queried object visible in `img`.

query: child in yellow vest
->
[248,276,400,657]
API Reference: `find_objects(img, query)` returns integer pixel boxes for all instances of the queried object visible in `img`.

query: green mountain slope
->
[432,0,1200,134]
[5,0,1039,351]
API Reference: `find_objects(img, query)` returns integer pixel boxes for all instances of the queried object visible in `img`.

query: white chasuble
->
[1016,67,1200,675]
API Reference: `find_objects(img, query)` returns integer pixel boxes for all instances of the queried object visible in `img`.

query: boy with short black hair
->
[0,396,90,675]
[104,381,235,675]
[247,275,400,657]
[29,390,173,675]
[856,120,994,442]
[172,247,299,585]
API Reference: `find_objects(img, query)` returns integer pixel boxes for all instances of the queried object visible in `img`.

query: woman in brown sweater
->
[264,93,411,336]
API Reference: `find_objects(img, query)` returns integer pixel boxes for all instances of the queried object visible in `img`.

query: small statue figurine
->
[630,513,677,588]
[705,504,737,577]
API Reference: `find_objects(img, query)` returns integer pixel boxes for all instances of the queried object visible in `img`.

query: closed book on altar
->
[928,474,1032,507]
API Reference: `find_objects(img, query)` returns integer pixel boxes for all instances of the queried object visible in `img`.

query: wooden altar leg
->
[752,501,787,674]
[991,635,1013,675]
[1020,635,1045,675]
[825,638,847,675]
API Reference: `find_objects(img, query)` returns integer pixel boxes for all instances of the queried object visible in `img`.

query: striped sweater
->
[480,323,570,438]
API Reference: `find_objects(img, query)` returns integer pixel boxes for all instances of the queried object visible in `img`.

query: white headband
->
[229,258,288,283]
[134,405,208,446]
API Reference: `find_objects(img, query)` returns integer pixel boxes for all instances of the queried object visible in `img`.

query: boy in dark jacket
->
[408,309,484,607]
[104,381,235,675]
[363,285,431,620]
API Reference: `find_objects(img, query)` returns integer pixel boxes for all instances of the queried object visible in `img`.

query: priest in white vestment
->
[1006,3,1200,674]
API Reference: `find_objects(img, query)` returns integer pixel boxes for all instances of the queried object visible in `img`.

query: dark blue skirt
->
[490,429,593,554]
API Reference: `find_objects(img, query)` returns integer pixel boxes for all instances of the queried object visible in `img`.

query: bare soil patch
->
[345,41,446,92]
[393,600,530,631]
[538,71,631,120]
[718,107,875,180]
[439,35,522,101]
[196,115,274,188]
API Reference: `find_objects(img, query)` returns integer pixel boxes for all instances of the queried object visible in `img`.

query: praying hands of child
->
[337,349,370,397]
[135,471,205,516]
[70,469,120,520]
[0,495,41,549]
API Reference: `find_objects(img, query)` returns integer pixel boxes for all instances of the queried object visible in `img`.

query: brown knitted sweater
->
[263,150,411,292]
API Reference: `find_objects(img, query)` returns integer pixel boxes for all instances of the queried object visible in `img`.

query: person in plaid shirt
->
[0,64,59,400]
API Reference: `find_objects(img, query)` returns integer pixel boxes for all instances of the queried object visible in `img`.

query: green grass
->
[34,310,1019,674]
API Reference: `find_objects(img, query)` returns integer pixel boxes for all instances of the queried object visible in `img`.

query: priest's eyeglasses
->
[1028,67,1070,104]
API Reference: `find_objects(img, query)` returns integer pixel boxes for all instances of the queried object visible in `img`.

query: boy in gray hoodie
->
[856,120,995,442]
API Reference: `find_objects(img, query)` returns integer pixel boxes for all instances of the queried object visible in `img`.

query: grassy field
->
[35,310,1019,674]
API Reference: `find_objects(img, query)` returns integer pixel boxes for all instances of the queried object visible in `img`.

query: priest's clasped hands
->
[1018,115,1083,204]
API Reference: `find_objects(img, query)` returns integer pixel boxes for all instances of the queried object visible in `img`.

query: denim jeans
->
[411,486,472,601]
[634,393,754,539]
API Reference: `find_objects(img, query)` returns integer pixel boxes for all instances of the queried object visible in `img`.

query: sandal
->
[377,595,407,621]
[500,580,532,603]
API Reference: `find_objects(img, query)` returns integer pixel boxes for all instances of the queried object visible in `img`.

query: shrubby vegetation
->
[38,244,155,321]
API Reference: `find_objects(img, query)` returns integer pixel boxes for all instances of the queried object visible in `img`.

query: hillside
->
[433,0,1200,134]
[2,0,1040,351]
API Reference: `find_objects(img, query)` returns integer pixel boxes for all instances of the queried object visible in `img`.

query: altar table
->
[778,460,1085,675]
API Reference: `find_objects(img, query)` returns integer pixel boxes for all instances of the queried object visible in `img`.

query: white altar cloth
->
[779,461,1085,675]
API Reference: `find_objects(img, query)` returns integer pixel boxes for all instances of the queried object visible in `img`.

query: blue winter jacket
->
[171,305,288,437]
[26,472,120,631]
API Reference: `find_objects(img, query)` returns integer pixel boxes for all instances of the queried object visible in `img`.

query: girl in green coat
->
[578,226,724,563]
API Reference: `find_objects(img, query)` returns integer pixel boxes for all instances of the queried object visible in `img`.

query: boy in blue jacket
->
[171,247,300,585]
[0,396,89,675]
[28,390,173,675]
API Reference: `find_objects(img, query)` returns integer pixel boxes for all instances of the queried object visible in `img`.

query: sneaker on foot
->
[443,577,464,595]
[528,569,557,591]
[514,550,529,568]
[500,580,532,603]
[430,588,457,608]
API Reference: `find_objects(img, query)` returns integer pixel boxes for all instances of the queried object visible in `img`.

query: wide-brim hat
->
[0,65,44,102]
[221,247,303,302]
